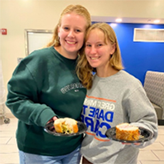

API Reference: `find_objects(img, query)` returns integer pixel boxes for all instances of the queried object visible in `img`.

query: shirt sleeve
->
[123,85,158,148]
[6,59,56,127]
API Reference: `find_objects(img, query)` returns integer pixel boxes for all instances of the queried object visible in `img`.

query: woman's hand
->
[122,142,141,146]
[47,116,58,124]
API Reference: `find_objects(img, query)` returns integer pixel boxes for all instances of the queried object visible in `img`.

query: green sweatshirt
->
[6,46,86,156]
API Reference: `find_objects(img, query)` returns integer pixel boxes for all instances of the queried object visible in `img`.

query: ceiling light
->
[154,19,160,24]
[115,18,122,22]
[110,23,117,28]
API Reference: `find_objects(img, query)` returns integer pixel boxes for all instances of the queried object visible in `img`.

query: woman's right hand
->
[46,116,58,124]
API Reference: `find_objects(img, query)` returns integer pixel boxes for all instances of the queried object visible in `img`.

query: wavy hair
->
[46,5,91,48]
[76,23,124,89]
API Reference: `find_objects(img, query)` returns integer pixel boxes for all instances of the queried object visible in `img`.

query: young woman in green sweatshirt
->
[6,4,91,164]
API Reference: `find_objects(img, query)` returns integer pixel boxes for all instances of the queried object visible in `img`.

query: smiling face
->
[57,12,87,59]
[85,28,115,73]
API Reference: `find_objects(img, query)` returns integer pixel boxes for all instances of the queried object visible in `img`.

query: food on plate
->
[116,123,139,141]
[54,118,78,134]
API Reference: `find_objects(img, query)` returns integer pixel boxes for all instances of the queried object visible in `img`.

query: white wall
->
[1,0,164,113]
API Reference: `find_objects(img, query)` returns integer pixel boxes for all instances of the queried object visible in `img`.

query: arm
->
[123,85,158,148]
[6,60,56,127]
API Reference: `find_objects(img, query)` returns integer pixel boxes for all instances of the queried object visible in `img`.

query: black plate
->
[105,127,153,143]
[44,121,87,137]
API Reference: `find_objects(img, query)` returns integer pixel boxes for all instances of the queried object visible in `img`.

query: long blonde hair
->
[76,23,124,89]
[46,5,91,48]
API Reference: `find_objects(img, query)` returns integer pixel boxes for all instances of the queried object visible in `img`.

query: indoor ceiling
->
[91,16,164,24]
[90,0,164,24]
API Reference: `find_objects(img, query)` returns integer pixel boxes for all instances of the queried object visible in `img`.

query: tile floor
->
[0,116,164,164]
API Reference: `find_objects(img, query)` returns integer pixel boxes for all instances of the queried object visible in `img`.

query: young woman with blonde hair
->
[77,23,158,164]
[6,4,91,164]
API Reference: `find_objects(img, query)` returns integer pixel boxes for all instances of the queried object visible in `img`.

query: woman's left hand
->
[122,143,141,146]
